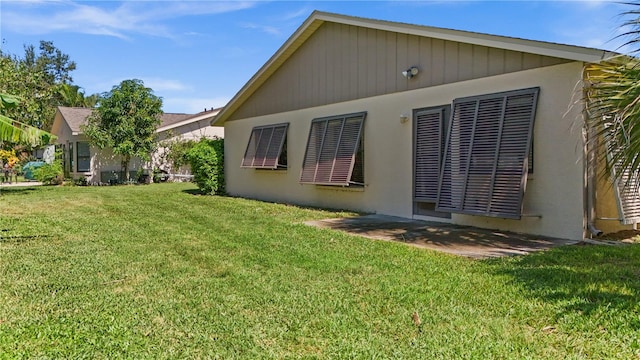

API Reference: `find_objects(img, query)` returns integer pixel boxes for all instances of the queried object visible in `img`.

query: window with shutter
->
[605,134,640,224]
[436,87,539,219]
[413,105,451,218]
[300,112,366,186]
[414,107,446,202]
[612,170,640,224]
[241,123,288,169]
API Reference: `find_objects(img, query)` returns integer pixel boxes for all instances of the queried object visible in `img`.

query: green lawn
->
[0,183,638,359]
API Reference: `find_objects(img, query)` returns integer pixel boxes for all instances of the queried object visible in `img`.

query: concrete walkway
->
[0,181,43,187]
[305,214,580,259]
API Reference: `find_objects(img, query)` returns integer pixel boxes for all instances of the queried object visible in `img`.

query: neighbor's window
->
[68,142,74,173]
[76,141,91,172]
[241,123,288,169]
[300,112,365,186]
[436,87,539,219]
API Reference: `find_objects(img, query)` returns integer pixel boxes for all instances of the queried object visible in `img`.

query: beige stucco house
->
[212,11,638,240]
[52,106,222,183]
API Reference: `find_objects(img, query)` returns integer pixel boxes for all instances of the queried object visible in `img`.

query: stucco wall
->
[158,122,224,141]
[225,62,586,240]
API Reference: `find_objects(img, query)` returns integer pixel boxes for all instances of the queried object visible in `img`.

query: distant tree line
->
[0,40,99,132]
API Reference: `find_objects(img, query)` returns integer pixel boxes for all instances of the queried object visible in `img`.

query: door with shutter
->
[413,105,451,218]
[436,87,539,219]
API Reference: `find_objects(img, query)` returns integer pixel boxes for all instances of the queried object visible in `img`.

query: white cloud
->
[280,7,312,21]
[241,22,282,36]
[1,1,258,39]
[239,7,313,37]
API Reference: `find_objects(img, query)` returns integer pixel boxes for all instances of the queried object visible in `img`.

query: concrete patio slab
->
[305,214,580,259]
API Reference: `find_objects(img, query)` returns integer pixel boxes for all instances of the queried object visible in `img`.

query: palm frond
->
[585,58,640,189]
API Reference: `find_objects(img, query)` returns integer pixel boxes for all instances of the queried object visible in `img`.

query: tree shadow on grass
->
[485,244,640,328]
[179,190,365,215]
[181,188,206,196]
[0,187,40,195]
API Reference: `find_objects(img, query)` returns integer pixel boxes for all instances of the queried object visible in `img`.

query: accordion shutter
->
[241,123,288,169]
[614,172,640,224]
[414,107,444,202]
[437,87,539,219]
[300,112,365,186]
[606,141,640,224]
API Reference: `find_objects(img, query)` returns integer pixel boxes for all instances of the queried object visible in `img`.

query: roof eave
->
[159,110,220,133]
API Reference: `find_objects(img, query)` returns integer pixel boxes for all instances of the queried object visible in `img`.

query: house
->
[51,106,222,183]
[212,11,636,241]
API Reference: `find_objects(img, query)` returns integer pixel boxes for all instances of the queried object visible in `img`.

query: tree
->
[57,84,99,108]
[585,5,640,188]
[0,41,77,130]
[83,79,163,182]
[23,41,76,84]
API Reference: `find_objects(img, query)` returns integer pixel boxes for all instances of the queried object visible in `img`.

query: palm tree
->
[584,5,640,188]
[56,83,99,108]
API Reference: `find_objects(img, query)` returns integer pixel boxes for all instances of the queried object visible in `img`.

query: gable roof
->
[157,108,221,133]
[57,107,92,135]
[56,106,220,136]
[212,10,617,126]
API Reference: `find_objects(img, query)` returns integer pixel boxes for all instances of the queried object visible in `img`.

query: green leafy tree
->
[23,41,76,84]
[0,40,77,130]
[83,79,163,182]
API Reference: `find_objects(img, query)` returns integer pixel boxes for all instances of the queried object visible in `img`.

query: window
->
[604,128,640,224]
[436,87,539,219]
[76,141,91,172]
[241,123,288,169]
[68,142,74,173]
[300,112,365,186]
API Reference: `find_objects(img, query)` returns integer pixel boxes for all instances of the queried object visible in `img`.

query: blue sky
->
[0,1,629,114]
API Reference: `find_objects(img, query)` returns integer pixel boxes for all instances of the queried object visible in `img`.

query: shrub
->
[73,176,88,186]
[186,137,224,195]
[34,160,63,185]
[166,138,197,169]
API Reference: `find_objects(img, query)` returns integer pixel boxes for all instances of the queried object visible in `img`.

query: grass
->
[0,183,639,359]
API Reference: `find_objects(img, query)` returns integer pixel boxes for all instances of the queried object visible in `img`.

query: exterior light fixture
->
[402,66,419,79]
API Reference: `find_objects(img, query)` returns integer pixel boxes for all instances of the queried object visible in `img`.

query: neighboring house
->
[51,107,222,183]
[212,11,639,241]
